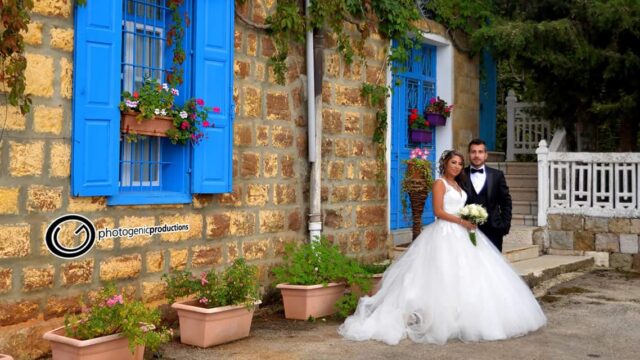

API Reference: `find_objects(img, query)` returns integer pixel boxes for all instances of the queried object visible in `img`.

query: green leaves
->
[63,283,170,352]
[163,258,260,309]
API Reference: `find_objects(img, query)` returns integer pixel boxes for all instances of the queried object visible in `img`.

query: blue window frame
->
[71,0,234,204]
[390,44,438,230]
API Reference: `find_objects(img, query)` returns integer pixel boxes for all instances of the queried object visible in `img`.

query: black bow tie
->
[471,168,484,174]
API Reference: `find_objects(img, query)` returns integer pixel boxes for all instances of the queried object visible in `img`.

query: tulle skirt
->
[339,219,546,345]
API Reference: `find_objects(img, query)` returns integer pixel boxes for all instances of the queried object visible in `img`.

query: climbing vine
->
[0,0,34,115]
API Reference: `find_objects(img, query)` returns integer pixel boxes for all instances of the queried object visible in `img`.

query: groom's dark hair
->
[468,138,487,152]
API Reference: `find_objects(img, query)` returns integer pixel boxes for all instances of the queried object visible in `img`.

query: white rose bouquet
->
[457,204,488,246]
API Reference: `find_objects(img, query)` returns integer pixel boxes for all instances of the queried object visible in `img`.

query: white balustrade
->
[506,90,552,161]
[537,131,640,224]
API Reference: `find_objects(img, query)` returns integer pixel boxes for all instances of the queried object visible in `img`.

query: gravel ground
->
[158,269,640,360]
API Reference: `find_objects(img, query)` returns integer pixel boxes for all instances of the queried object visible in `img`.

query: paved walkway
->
[159,269,640,360]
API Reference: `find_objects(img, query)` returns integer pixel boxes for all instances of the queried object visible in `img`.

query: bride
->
[339,150,546,345]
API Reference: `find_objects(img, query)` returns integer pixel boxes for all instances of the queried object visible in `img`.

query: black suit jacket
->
[461,166,512,236]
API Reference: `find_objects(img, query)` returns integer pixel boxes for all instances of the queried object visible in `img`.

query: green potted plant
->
[352,260,391,297]
[272,236,370,320]
[42,284,171,360]
[402,148,434,242]
[408,108,432,143]
[119,77,176,137]
[119,77,215,144]
[164,258,261,348]
[424,96,453,126]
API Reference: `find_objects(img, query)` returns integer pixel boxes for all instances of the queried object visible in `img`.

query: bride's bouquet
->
[458,204,488,246]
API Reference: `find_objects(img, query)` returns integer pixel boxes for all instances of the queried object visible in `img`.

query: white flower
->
[154,109,160,115]
[171,88,179,96]
[160,109,167,116]
[162,83,169,91]
[179,111,188,119]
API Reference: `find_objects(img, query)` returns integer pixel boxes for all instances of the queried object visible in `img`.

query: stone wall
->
[547,214,640,271]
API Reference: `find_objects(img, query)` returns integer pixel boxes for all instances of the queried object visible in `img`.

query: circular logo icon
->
[45,214,96,259]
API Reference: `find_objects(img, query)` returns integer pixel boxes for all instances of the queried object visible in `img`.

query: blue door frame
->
[390,44,438,230]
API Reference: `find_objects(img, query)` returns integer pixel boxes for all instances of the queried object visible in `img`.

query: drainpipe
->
[307,0,323,242]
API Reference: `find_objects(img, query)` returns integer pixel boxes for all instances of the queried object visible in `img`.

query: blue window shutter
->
[192,0,234,193]
[71,2,122,196]
[479,50,497,151]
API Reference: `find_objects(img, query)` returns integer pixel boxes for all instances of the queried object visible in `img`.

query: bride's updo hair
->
[438,149,465,176]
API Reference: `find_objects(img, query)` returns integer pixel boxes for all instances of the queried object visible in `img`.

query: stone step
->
[512,214,538,226]
[503,225,538,246]
[512,200,538,216]
[512,255,595,288]
[505,174,538,188]
[486,162,538,175]
[511,187,537,201]
[503,244,540,263]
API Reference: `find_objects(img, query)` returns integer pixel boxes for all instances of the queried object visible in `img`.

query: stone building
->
[0,1,483,357]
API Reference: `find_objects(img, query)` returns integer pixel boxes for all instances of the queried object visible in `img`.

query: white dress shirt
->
[470,165,486,194]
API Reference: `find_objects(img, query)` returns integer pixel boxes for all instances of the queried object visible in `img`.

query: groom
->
[461,139,512,251]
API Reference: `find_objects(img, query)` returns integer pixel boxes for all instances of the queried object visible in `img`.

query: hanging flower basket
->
[425,112,446,126]
[120,111,173,137]
[410,128,433,143]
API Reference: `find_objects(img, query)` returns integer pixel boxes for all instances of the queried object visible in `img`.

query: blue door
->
[390,44,437,230]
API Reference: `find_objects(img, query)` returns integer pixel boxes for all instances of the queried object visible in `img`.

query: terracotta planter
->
[410,128,432,143]
[425,112,447,126]
[43,326,144,360]
[351,274,383,297]
[120,111,174,137]
[172,300,261,348]
[277,282,346,320]
[0,354,14,360]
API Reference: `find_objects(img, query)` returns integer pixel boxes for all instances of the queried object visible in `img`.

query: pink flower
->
[181,121,189,130]
[196,98,204,106]
[202,120,210,127]
[430,97,436,104]
[191,134,196,139]
[200,272,209,286]
[106,294,123,307]
[213,107,220,113]
[199,297,209,304]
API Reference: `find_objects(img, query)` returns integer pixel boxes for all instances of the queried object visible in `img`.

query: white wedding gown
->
[339,179,546,345]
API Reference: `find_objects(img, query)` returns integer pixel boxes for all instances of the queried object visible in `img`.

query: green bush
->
[272,236,374,317]
[64,284,171,353]
[163,258,260,309]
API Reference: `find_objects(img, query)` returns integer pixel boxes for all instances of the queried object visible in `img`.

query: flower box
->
[171,300,261,348]
[43,326,144,360]
[276,282,346,320]
[410,128,432,143]
[425,112,446,126]
[0,354,14,360]
[120,111,174,137]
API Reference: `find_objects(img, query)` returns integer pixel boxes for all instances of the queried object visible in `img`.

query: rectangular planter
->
[43,327,144,360]
[410,129,433,143]
[120,111,174,137]
[0,355,14,360]
[171,300,261,348]
[351,273,383,297]
[276,282,346,320]
[425,112,447,126]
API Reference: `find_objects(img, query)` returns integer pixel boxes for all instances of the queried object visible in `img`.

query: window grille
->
[120,0,171,191]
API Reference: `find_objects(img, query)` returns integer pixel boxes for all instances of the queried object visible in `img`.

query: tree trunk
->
[617,117,639,152]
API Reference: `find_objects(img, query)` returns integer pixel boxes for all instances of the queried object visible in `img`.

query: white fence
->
[537,129,640,226]
[506,90,552,161]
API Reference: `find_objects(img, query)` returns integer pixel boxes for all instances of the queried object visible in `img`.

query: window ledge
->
[107,191,192,206]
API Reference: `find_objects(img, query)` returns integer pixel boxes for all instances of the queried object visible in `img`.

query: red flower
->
[132,91,139,99]
[411,108,418,114]
[196,98,204,106]
[181,121,189,130]
[213,107,220,113]
[409,113,418,121]
[202,120,210,127]
[425,121,430,127]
